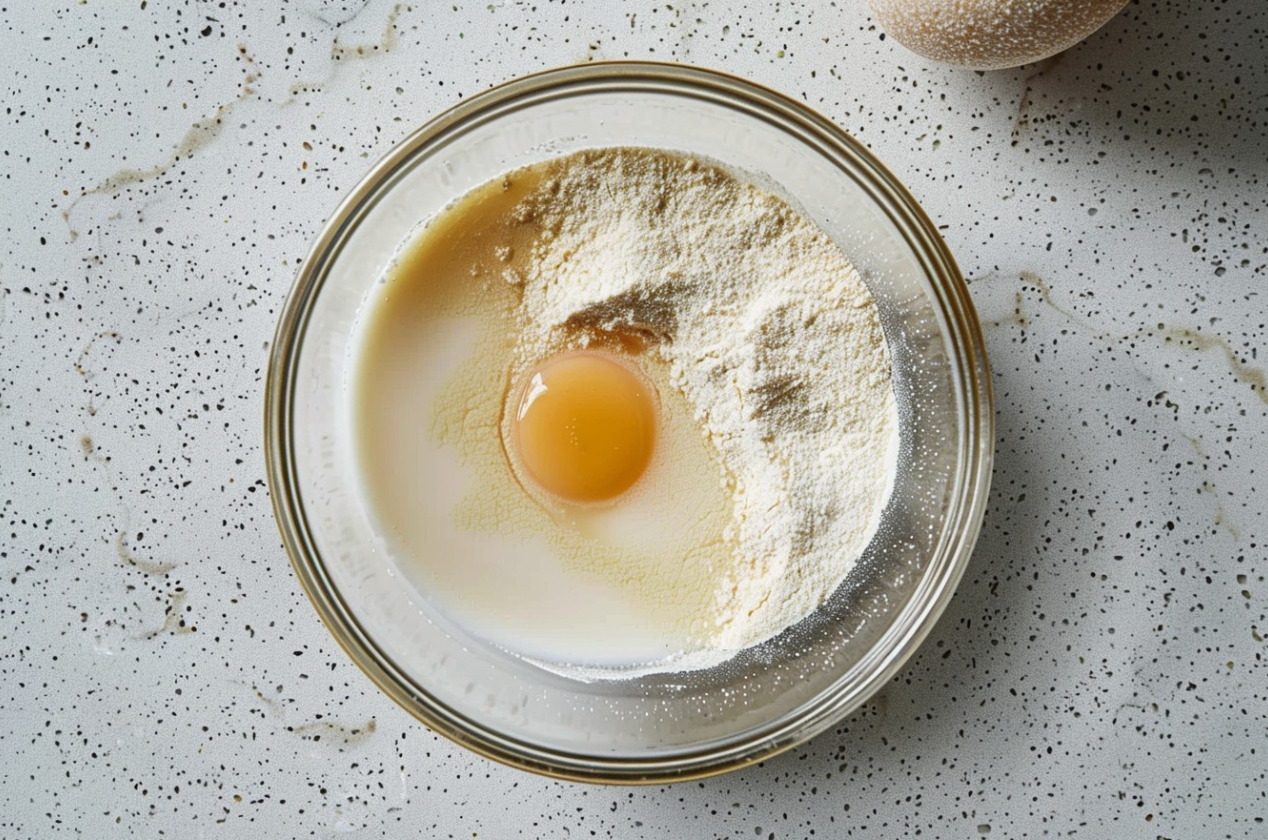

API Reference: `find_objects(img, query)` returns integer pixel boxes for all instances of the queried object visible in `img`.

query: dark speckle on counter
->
[1,0,1266,837]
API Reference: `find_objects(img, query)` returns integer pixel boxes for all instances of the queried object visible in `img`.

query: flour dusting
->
[509,148,899,653]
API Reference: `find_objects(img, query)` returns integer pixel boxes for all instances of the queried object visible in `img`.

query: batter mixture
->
[352,147,899,672]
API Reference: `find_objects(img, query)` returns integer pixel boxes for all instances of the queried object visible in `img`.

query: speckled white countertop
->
[3,1,1266,837]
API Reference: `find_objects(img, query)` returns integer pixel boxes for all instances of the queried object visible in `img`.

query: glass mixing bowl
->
[265,63,993,782]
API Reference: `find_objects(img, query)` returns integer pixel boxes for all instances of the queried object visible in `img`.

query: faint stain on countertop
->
[80,430,177,577]
[236,681,378,751]
[330,2,405,60]
[974,270,1267,408]
[1011,54,1065,143]
[289,718,378,749]
[286,2,408,99]
[61,46,260,239]
[138,587,196,639]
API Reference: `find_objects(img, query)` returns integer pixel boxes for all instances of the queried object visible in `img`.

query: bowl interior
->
[271,66,990,781]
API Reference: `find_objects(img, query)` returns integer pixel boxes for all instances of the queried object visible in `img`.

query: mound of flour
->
[510,148,898,652]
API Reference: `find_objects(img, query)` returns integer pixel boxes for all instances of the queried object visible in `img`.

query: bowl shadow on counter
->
[718,386,1045,792]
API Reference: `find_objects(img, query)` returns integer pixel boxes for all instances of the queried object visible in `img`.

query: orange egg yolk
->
[512,351,656,504]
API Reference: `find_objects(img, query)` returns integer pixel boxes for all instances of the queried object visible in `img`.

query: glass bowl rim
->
[264,60,994,784]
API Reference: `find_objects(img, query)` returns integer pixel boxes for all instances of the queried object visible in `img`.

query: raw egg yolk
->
[512,351,656,504]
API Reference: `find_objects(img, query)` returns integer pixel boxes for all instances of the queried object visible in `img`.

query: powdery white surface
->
[511,149,898,651]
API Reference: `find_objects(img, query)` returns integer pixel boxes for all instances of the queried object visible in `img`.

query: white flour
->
[510,148,898,653]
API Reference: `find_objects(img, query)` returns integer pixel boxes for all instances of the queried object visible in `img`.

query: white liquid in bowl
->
[350,165,737,667]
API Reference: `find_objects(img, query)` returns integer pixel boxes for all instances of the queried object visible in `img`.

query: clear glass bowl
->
[265,63,993,783]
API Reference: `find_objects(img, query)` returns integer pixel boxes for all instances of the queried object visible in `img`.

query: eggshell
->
[868,0,1130,70]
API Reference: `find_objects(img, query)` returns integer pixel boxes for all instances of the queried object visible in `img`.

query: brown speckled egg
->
[868,0,1130,70]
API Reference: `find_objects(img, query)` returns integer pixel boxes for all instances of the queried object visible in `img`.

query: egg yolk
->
[512,351,656,504]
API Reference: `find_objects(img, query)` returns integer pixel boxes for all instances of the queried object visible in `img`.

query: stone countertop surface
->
[3,1,1265,837]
